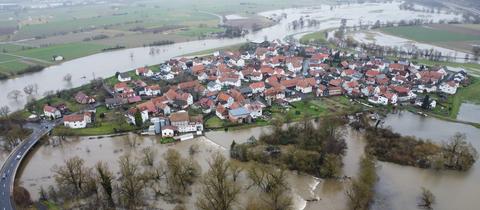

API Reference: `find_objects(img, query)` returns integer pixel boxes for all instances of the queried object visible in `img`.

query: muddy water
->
[19,124,366,210]
[373,111,480,210]
[207,125,367,210]
[19,110,480,210]
[457,103,480,124]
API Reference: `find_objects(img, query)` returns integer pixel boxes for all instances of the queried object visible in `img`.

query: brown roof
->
[64,114,85,122]
[249,81,265,89]
[170,112,189,122]
[43,105,57,113]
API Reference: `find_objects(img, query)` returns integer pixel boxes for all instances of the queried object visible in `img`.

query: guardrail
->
[0,121,57,210]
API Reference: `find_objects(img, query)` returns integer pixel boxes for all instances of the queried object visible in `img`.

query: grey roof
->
[207,81,218,87]
[229,107,250,116]
[119,72,130,78]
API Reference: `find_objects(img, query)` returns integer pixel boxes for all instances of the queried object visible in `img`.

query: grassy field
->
[300,31,329,45]
[379,25,480,43]
[11,42,108,62]
[206,116,224,128]
[0,42,109,77]
[379,24,480,53]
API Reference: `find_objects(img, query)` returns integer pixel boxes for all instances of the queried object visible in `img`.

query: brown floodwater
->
[18,110,480,210]
[372,111,480,210]
[18,123,366,210]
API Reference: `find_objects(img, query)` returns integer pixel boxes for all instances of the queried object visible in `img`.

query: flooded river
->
[1,1,460,111]
[373,111,480,210]
[17,110,480,210]
[457,103,480,124]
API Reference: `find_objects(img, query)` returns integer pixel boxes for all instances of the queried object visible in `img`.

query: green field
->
[0,42,109,77]
[379,26,480,43]
[11,42,108,62]
[300,31,329,45]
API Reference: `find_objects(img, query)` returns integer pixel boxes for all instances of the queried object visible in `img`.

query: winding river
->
[1,1,460,111]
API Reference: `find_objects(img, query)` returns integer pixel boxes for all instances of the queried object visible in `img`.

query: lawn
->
[11,42,109,62]
[64,122,135,136]
[159,137,176,144]
[206,116,224,128]
[300,31,329,45]
[379,26,480,43]
[449,77,480,119]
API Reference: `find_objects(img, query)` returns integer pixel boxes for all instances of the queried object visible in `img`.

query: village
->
[40,40,470,140]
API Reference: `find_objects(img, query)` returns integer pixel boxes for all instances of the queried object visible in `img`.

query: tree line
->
[365,127,478,171]
[231,115,348,178]
[27,143,294,210]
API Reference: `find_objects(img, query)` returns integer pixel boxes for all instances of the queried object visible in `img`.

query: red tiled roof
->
[43,105,57,113]
[249,81,265,89]
[64,113,87,122]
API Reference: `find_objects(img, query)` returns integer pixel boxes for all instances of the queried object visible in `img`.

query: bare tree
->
[418,187,435,209]
[247,164,292,210]
[23,84,35,95]
[7,90,23,102]
[196,153,240,210]
[118,155,144,208]
[63,73,72,82]
[95,161,115,208]
[0,105,10,118]
[52,156,92,197]
[165,149,201,195]
[142,147,155,167]
[229,160,243,182]
[443,132,478,170]
[13,186,33,207]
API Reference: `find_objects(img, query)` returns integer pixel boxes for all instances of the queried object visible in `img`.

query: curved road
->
[0,120,59,210]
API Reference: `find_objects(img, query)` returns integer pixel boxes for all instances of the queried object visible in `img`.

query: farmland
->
[0,0,328,78]
[379,24,480,53]
[0,42,109,78]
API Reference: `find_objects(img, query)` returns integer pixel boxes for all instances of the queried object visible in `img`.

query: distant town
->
[37,40,470,140]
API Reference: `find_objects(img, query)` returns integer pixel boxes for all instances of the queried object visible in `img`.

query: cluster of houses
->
[44,40,470,137]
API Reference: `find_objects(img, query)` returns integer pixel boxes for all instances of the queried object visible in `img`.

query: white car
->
[16,154,21,160]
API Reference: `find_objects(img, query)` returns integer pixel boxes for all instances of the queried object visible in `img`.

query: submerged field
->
[379,24,480,53]
[0,0,328,78]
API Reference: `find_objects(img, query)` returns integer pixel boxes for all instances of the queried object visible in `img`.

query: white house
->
[439,81,458,95]
[207,81,222,92]
[161,125,177,137]
[159,73,174,80]
[126,109,149,126]
[136,67,154,77]
[63,112,92,129]
[142,85,161,96]
[295,81,313,94]
[368,95,388,106]
[169,111,203,133]
[249,82,265,94]
[118,73,131,82]
[250,71,263,81]
[245,102,264,119]
[44,105,61,119]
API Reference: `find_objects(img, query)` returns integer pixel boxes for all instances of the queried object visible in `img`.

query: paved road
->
[0,120,59,210]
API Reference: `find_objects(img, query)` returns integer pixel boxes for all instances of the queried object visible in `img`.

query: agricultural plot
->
[11,42,108,63]
[379,24,480,53]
